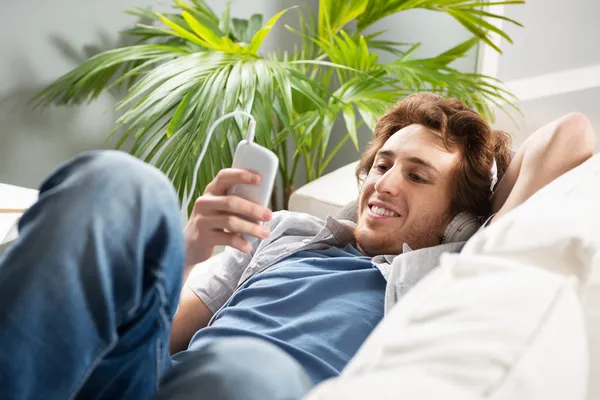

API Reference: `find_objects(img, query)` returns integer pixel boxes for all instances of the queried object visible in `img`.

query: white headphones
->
[440,211,482,244]
[440,156,498,243]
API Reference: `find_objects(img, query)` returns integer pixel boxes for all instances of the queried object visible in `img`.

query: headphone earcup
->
[442,212,481,244]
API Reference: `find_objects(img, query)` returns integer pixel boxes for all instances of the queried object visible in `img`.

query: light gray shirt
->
[189,210,465,319]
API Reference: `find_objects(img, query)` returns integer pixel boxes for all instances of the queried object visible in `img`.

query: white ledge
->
[504,64,600,102]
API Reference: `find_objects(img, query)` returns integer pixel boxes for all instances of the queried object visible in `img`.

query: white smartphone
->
[227,140,279,219]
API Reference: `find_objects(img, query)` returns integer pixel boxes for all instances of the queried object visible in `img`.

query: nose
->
[374,166,404,197]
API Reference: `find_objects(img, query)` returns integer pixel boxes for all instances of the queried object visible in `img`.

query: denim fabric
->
[159,337,311,400]
[0,151,311,400]
[0,151,184,399]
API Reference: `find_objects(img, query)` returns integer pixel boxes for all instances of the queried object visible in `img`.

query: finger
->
[213,196,273,222]
[205,168,261,196]
[192,196,272,222]
[208,231,252,253]
[202,215,271,240]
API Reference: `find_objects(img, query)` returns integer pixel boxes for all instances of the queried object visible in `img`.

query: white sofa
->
[2,158,600,399]
[288,161,360,220]
[0,183,38,248]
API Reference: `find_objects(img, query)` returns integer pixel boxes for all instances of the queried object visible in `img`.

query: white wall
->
[498,1,600,81]
[0,0,477,189]
[0,0,147,187]
[487,0,600,150]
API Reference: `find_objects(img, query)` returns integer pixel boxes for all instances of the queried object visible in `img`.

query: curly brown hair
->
[356,92,512,217]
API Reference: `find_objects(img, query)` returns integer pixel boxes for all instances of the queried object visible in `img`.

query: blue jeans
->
[0,151,311,400]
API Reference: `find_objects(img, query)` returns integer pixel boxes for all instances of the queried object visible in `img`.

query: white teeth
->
[371,205,398,217]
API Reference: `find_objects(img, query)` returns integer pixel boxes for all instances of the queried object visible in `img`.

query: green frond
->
[31,45,189,106]
[248,8,293,55]
[33,0,525,210]
[104,52,327,203]
[357,0,525,52]
[319,0,368,38]
[231,14,263,44]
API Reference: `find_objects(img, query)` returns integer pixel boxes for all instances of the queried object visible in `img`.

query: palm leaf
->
[231,14,264,44]
[357,0,524,52]
[107,50,326,204]
[157,13,210,47]
[181,10,227,48]
[219,2,232,37]
[362,30,411,56]
[342,104,359,149]
[33,0,525,210]
[247,8,292,55]
[31,45,189,106]
[319,0,368,39]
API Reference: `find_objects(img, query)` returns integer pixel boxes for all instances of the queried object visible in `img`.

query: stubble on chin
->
[354,213,450,256]
[353,223,403,257]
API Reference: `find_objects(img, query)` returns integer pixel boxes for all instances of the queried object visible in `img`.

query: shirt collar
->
[324,215,357,245]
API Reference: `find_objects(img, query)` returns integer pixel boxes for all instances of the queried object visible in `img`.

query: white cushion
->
[308,153,600,400]
[288,161,359,220]
[308,256,587,400]
[464,152,600,400]
[0,183,38,245]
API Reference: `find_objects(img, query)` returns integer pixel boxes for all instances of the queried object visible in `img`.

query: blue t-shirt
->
[188,244,386,384]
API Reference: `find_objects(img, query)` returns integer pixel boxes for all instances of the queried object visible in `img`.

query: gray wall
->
[498,0,600,81]
[0,0,153,187]
[490,0,600,150]
[0,0,476,189]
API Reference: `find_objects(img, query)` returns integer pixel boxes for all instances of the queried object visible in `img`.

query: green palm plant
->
[32,0,523,211]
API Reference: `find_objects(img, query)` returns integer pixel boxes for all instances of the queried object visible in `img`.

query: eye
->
[374,163,389,173]
[408,173,428,184]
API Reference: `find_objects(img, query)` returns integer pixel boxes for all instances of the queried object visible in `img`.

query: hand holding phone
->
[184,167,274,267]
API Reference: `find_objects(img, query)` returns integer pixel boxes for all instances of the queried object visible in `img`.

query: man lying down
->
[0,93,595,400]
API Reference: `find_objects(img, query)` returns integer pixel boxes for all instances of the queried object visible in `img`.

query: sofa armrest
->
[288,161,360,220]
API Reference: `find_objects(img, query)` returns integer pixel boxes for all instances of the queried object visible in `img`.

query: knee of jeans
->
[164,338,312,400]
[80,151,171,192]
[46,150,177,209]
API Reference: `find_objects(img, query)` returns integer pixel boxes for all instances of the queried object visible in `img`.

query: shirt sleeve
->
[184,211,290,313]
[186,244,255,314]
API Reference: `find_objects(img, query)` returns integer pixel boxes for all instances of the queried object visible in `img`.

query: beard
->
[354,210,450,257]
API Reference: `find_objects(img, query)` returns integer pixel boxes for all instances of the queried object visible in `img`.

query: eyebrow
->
[376,149,440,175]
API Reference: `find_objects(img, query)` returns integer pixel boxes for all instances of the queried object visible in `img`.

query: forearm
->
[169,285,213,355]
[491,112,596,220]
[171,251,215,355]
[172,244,252,354]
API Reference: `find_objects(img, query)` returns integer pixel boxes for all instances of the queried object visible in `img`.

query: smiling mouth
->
[368,204,400,218]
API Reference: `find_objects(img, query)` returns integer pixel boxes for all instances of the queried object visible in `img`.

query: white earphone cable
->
[182,110,256,215]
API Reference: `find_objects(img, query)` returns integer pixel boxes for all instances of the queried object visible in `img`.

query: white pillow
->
[307,254,587,400]
[0,183,38,248]
[0,220,18,255]
[0,216,19,246]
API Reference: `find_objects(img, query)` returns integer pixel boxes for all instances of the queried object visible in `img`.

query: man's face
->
[355,124,460,256]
